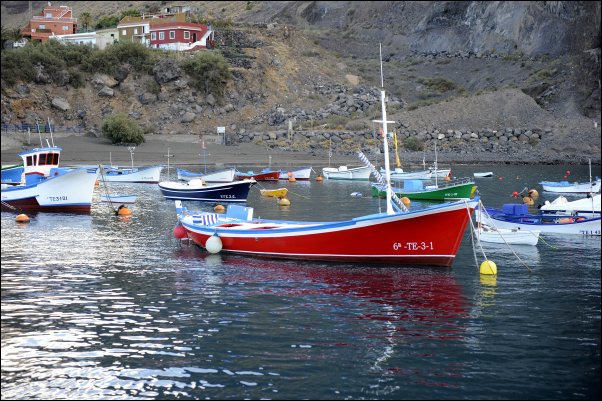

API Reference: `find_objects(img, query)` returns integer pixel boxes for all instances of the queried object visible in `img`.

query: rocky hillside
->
[1,1,600,164]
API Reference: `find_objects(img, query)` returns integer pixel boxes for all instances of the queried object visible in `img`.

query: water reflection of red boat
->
[183,251,468,328]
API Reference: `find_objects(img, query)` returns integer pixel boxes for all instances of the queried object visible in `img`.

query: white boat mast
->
[372,44,395,215]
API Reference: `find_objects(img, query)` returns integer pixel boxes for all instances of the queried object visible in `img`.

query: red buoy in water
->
[173,224,187,239]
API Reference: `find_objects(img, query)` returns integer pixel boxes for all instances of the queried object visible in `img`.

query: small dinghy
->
[260,188,288,198]
[100,194,137,204]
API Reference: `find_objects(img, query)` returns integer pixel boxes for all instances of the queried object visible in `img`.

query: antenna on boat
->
[328,138,332,167]
[372,43,395,215]
[36,118,43,147]
[47,117,55,147]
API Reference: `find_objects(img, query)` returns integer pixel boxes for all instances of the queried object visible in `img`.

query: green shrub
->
[69,69,85,88]
[404,136,424,151]
[102,113,145,145]
[181,51,231,103]
[418,77,457,92]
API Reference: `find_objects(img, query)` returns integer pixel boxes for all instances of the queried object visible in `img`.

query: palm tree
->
[80,12,92,32]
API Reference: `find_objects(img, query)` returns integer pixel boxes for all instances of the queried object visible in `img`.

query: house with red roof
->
[20,4,77,43]
[148,22,214,51]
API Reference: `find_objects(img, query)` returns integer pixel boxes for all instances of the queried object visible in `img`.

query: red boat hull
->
[182,203,475,267]
[236,171,280,181]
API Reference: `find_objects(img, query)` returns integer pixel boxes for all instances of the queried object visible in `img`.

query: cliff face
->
[1,1,600,162]
[273,1,600,56]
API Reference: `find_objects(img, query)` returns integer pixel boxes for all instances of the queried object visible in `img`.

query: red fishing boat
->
[235,169,280,181]
[172,46,478,267]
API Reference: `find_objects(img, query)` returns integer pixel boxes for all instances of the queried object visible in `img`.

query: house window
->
[46,13,53,18]
[169,31,175,39]
[151,32,156,40]
[122,29,127,35]
[63,25,69,31]
[184,31,190,39]
[39,24,46,29]
[134,28,138,34]
[159,31,164,40]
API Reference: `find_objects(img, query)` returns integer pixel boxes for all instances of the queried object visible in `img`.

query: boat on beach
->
[172,46,479,267]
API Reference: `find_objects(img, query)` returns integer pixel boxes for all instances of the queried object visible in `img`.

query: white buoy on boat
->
[205,234,223,254]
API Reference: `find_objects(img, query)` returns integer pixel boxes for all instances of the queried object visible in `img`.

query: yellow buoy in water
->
[400,197,411,207]
[523,196,534,205]
[16,214,30,223]
[214,204,225,212]
[528,189,539,199]
[278,197,291,206]
[316,176,323,182]
[117,205,132,215]
[480,260,497,275]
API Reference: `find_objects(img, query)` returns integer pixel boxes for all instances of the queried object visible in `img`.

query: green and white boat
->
[371,178,477,201]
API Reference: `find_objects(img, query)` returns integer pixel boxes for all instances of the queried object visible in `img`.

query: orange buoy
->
[214,204,225,212]
[95,180,100,186]
[444,175,451,181]
[316,176,323,181]
[16,214,30,223]
[117,205,132,215]
[400,197,411,207]
[288,176,296,182]
[512,191,519,198]
[522,196,534,205]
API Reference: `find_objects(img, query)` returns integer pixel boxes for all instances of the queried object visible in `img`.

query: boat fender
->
[205,234,223,254]
[278,197,291,206]
[173,224,187,239]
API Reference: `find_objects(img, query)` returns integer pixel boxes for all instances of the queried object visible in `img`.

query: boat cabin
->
[18,146,63,185]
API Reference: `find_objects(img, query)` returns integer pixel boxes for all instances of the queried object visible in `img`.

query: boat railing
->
[389,176,474,188]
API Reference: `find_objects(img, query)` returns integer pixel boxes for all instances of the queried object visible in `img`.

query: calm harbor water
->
[2,163,600,400]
